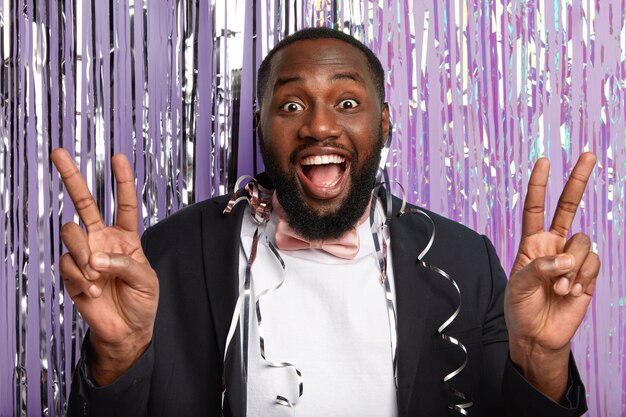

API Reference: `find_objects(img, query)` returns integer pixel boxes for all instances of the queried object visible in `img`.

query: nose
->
[297,105,342,142]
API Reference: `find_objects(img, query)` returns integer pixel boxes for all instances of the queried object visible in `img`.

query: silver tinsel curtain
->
[1,1,624,416]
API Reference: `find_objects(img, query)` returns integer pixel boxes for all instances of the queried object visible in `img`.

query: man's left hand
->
[505,152,600,401]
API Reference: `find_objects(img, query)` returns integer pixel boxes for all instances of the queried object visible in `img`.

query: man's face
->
[258,38,390,239]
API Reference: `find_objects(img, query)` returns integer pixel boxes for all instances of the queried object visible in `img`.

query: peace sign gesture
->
[505,152,600,400]
[51,148,159,386]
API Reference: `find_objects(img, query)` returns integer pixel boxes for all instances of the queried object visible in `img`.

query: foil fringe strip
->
[4,0,623,415]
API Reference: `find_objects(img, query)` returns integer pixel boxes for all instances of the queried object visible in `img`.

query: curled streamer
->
[222,176,302,413]
[254,241,303,409]
[404,207,473,415]
[370,169,398,386]
[223,176,273,224]
[222,177,273,414]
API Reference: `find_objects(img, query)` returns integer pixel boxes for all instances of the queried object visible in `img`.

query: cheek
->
[262,131,293,169]
[268,121,299,151]
[347,125,380,156]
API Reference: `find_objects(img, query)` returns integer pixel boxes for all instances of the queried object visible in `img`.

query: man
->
[53,27,599,416]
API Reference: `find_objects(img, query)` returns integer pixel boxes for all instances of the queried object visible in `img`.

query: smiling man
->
[257,34,389,240]
[54,27,598,417]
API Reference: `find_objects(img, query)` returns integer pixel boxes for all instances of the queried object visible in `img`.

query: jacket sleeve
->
[503,353,587,417]
[66,335,154,417]
[482,236,587,417]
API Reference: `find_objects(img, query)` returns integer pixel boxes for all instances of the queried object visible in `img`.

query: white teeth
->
[301,154,346,165]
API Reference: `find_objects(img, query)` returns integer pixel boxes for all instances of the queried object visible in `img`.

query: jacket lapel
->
[201,196,246,417]
[389,198,435,416]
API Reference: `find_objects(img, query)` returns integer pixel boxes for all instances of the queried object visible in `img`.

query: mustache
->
[288,140,356,165]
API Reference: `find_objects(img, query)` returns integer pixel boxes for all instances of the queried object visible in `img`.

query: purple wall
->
[0,1,624,415]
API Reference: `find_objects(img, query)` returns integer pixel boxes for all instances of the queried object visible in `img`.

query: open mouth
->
[296,151,351,200]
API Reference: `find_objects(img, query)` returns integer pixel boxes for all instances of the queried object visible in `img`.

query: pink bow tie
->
[272,194,369,260]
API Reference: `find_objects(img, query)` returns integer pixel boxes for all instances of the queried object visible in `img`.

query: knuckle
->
[117,202,138,213]
[59,254,87,284]
[571,232,590,243]
[60,222,79,239]
[531,259,547,275]
[59,168,80,182]
[589,251,601,263]
[74,195,97,211]
[551,224,569,238]
[524,204,544,214]
[569,171,588,183]
[63,281,81,298]
[59,253,76,272]
[583,253,601,272]
[556,200,578,214]
[67,289,82,299]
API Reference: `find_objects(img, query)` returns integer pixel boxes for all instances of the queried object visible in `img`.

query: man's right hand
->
[51,148,159,386]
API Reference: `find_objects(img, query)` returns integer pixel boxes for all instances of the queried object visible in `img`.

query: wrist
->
[509,338,571,402]
[88,330,152,386]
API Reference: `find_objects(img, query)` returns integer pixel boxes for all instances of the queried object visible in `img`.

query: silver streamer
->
[223,177,304,414]
[255,241,304,411]
[368,189,399,388]
[405,206,474,415]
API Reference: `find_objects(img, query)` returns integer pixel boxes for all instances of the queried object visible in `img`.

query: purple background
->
[0,1,624,415]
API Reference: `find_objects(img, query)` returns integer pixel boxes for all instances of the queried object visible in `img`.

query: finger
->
[89,252,158,292]
[570,252,601,297]
[51,148,105,232]
[111,154,139,232]
[549,152,597,237]
[553,233,591,295]
[521,158,550,237]
[512,253,574,294]
[60,222,101,281]
[59,253,102,298]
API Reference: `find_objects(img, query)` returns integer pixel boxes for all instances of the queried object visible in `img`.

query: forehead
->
[267,38,374,89]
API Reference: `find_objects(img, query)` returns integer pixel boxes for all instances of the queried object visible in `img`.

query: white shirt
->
[239,201,399,417]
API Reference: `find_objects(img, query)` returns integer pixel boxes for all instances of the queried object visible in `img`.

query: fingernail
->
[85,265,100,280]
[555,254,573,269]
[88,285,101,298]
[555,277,570,293]
[92,252,109,268]
[572,283,583,296]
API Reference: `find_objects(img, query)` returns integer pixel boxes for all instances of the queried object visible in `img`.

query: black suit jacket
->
[68,193,587,417]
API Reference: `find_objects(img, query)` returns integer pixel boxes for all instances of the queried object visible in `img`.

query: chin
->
[301,193,348,216]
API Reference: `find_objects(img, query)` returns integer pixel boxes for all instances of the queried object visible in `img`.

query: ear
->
[381,102,391,140]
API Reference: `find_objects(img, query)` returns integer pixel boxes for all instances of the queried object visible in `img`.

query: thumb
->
[89,252,158,292]
[511,254,575,294]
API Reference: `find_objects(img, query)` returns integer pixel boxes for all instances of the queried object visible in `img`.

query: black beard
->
[260,134,384,241]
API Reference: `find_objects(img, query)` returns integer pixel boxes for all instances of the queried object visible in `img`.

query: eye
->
[338,99,359,110]
[280,102,305,113]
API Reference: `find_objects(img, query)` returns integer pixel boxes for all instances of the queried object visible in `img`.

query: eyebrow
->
[274,76,304,89]
[331,72,364,84]
[273,71,365,91]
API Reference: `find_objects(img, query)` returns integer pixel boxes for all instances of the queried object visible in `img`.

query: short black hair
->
[256,27,386,106]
